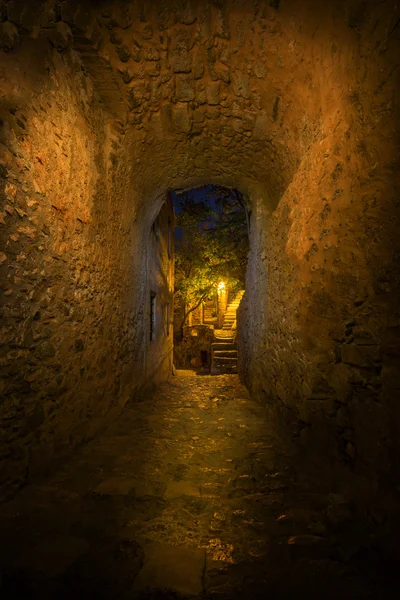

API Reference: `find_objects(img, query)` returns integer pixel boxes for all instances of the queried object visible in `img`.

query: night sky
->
[171,185,227,242]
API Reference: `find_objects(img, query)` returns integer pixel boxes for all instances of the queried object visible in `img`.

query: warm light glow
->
[218,281,225,291]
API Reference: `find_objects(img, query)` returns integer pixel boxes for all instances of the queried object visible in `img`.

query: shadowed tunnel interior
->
[0,0,400,597]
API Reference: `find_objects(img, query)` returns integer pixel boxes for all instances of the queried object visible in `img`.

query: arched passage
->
[0,0,399,527]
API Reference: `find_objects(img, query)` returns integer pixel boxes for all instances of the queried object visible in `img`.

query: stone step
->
[214,357,238,365]
[214,350,238,358]
[211,299,241,374]
[212,343,237,351]
[214,334,235,340]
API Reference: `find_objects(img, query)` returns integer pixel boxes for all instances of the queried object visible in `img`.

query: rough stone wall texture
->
[147,197,174,384]
[0,37,158,498]
[174,325,214,369]
[237,1,400,516]
[0,0,399,519]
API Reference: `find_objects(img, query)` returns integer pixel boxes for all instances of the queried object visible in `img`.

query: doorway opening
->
[171,185,250,373]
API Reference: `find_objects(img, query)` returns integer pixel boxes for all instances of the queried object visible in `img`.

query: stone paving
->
[0,372,397,599]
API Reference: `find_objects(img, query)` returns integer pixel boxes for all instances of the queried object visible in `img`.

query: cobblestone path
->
[0,373,396,599]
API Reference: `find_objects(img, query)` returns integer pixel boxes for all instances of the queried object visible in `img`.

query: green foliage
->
[174,186,250,327]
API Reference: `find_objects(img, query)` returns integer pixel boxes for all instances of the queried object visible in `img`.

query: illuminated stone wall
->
[0,0,399,516]
[0,34,167,497]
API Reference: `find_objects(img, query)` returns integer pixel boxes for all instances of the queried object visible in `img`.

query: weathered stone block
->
[0,21,19,51]
[50,22,73,51]
[195,80,207,104]
[192,51,204,78]
[128,81,148,109]
[143,45,160,61]
[212,5,230,39]
[117,44,130,62]
[141,24,153,39]
[110,30,122,45]
[222,123,235,137]
[208,119,222,134]
[176,0,197,25]
[130,38,142,62]
[175,74,195,101]
[253,60,267,79]
[107,7,132,30]
[156,6,170,30]
[172,102,191,133]
[34,341,56,360]
[193,109,205,123]
[211,62,230,83]
[206,81,221,105]
[232,71,250,99]
[232,118,245,134]
[119,66,134,84]
[170,46,192,72]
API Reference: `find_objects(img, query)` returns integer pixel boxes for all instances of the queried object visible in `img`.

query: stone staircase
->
[211,291,245,374]
[222,290,245,330]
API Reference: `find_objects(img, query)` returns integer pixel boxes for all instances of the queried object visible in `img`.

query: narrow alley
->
[1,1,399,597]
[0,372,395,599]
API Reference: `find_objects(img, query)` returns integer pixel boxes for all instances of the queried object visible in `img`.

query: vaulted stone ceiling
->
[4,0,396,204]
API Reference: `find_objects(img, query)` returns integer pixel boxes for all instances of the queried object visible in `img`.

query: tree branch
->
[181,288,212,328]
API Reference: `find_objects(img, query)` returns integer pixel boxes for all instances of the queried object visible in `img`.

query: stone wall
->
[0,37,153,498]
[238,3,400,516]
[0,0,399,519]
[147,196,174,386]
[174,325,214,369]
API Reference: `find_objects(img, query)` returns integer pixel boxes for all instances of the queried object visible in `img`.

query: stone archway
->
[0,0,399,520]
